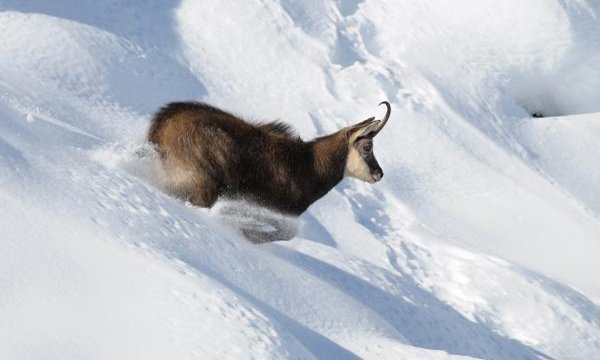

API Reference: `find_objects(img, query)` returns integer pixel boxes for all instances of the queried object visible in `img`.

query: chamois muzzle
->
[372,167,383,182]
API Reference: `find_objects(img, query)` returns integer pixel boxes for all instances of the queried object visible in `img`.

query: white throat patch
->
[344,146,372,182]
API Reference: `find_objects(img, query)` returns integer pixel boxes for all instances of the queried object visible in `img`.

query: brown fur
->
[148,101,382,216]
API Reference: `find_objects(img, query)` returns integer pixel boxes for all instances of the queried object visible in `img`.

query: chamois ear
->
[348,117,381,140]
[347,101,392,139]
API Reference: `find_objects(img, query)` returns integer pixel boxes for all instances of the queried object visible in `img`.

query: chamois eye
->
[362,143,372,152]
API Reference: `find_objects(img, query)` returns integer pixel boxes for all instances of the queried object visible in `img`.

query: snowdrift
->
[1,1,599,359]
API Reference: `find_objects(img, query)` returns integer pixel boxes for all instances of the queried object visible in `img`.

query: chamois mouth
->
[369,173,382,183]
[371,169,383,182]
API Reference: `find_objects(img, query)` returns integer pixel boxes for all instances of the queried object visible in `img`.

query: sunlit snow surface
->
[1,1,600,359]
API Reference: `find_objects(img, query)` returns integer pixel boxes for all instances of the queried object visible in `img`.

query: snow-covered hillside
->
[1,1,599,359]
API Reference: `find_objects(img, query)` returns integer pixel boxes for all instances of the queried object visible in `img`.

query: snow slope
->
[1,1,599,359]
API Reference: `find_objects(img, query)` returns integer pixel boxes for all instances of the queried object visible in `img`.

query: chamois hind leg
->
[188,175,219,208]
[158,156,218,208]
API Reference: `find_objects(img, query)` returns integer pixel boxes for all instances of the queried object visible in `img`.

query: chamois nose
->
[373,168,383,181]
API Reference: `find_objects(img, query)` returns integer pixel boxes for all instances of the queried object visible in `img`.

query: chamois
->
[148,101,391,242]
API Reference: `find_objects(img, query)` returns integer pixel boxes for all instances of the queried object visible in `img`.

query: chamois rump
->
[148,101,391,242]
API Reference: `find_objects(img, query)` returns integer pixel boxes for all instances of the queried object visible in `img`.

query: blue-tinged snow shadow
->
[271,245,549,360]
[200,268,362,360]
[1,0,207,113]
[517,266,600,328]
[337,183,392,238]
[299,211,338,247]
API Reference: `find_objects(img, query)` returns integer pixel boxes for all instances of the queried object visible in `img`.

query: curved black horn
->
[372,101,391,136]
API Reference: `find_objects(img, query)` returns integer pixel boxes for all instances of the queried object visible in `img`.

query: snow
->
[1,1,599,359]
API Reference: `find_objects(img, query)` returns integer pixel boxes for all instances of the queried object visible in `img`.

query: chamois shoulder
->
[256,121,301,140]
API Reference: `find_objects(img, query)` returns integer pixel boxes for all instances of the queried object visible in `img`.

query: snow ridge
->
[1,1,599,359]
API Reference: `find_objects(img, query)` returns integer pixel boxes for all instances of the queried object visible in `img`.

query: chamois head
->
[343,101,391,183]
